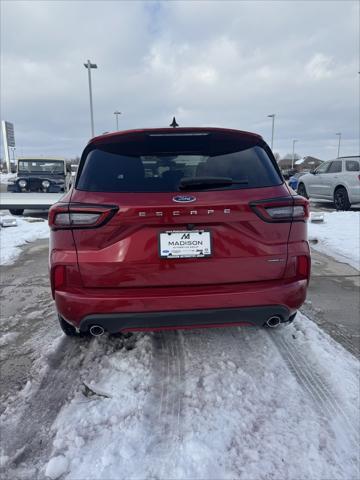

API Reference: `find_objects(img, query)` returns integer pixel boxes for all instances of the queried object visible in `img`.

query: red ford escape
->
[49,127,310,337]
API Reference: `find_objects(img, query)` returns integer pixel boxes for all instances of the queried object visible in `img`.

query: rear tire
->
[58,315,80,336]
[297,183,308,199]
[9,209,24,216]
[334,187,351,211]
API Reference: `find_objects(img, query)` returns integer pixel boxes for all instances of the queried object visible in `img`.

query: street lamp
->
[83,60,98,137]
[267,114,275,151]
[292,139,298,170]
[335,132,341,158]
[114,111,122,131]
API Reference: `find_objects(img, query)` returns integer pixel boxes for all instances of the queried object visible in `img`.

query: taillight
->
[48,203,118,230]
[250,196,309,222]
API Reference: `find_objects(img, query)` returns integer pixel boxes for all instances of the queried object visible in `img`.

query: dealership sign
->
[5,121,15,147]
[1,120,16,172]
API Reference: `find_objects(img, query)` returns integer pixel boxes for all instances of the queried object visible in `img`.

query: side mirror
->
[310,169,316,174]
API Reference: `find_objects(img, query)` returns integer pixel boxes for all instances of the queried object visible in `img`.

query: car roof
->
[88,127,263,146]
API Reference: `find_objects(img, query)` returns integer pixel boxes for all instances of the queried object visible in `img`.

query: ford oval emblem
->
[172,195,197,203]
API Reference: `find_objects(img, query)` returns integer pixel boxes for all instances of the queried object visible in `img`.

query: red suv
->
[49,127,310,337]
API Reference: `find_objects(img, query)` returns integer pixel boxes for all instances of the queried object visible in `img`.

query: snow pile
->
[308,211,360,270]
[46,315,359,480]
[45,455,68,479]
[46,334,153,480]
[0,173,16,185]
[0,332,19,347]
[0,214,49,265]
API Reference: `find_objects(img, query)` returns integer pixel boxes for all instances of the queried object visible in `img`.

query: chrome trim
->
[137,208,233,217]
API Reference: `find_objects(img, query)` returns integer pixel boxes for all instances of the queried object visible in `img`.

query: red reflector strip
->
[297,255,309,278]
[54,265,66,290]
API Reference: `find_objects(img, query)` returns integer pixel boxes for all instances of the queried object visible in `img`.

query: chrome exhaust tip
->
[89,325,105,337]
[266,316,281,328]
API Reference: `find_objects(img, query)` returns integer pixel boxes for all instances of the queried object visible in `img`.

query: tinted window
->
[327,161,342,173]
[77,146,281,192]
[346,160,359,172]
[316,162,330,174]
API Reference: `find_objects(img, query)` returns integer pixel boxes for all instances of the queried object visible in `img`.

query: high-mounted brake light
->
[48,203,118,230]
[148,133,209,137]
[250,196,309,222]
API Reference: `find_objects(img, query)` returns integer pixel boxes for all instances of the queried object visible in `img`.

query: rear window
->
[346,160,359,172]
[77,145,281,193]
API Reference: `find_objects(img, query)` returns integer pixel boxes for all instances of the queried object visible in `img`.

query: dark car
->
[7,157,71,215]
[49,127,310,338]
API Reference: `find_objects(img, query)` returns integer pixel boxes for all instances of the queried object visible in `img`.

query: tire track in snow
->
[144,331,185,478]
[1,336,90,478]
[269,330,360,455]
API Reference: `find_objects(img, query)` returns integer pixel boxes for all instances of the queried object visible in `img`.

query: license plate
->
[159,230,212,259]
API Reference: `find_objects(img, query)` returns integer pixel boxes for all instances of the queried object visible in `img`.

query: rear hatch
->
[70,128,293,288]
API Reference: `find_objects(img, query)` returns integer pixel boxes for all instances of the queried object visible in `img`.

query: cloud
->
[305,53,334,80]
[1,0,359,160]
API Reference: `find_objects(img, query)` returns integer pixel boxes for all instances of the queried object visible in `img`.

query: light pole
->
[336,132,341,158]
[83,60,98,137]
[114,111,122,131]
[267,114,275,150]
[292,139,298,170]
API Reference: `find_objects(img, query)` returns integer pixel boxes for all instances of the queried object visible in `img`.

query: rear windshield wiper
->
[179,176,248,190]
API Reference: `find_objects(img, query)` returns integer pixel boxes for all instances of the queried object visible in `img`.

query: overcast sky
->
[1,0,359,160]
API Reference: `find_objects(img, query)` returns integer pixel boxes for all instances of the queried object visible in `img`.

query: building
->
[278,155,322,176]
[294,156,323,172]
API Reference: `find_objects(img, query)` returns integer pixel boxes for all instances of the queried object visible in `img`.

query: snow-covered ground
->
[308,211,360,270]
[2,313,358,480]
[0,213,49,265]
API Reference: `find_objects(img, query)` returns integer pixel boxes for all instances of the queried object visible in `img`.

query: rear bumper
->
[79,306,294,333]
[55,278,307,332]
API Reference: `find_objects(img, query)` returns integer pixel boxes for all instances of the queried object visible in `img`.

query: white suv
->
[297,156,360,210]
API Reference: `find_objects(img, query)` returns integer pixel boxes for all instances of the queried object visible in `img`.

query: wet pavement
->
[303,249,360,358]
